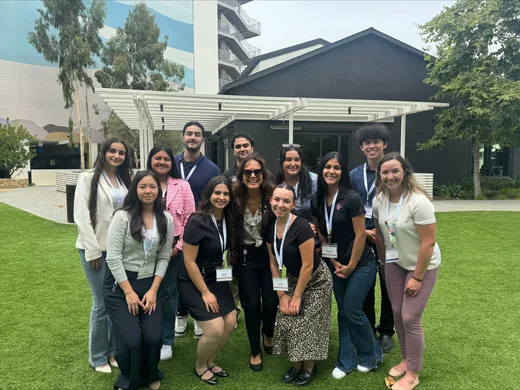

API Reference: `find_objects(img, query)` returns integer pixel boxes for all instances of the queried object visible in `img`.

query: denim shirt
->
[349,164,376,229]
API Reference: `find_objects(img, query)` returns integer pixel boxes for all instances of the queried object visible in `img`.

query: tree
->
[28,0,106,170]
[96,3,185,166]
[419,0,520,198]
[95,2,185,91]
[0,121,37,179]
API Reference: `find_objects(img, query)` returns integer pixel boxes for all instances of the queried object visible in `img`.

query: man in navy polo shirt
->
[174,120,220,339]
[349,123,395,353]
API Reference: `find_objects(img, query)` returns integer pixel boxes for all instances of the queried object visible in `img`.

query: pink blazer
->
[165,177,196,251]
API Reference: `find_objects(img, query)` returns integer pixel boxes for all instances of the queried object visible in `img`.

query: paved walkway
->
[1,187,519,224]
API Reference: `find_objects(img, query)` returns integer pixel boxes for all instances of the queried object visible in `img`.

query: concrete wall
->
[193,0,219,94]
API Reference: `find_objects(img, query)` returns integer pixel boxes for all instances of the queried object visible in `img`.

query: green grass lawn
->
[0,202,517,389]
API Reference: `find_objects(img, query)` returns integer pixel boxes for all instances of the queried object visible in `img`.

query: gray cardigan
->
[106,210,174,284]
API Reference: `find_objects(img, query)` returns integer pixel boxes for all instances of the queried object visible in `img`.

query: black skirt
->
[177,261,235,321]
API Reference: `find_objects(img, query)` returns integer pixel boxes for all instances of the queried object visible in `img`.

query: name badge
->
[137,263,155,280]
[386,249,399,263]
[322,243,338,259]
[365,206,373,219]
[216,266,233,282]
[273,277,288,291]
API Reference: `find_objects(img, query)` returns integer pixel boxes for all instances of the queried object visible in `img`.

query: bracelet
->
[412,276,423,282]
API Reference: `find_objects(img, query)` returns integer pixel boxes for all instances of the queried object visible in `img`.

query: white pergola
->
[96,88,449,169]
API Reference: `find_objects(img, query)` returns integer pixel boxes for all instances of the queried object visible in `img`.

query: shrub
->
[499,188,520,199]
[437,182,465,199]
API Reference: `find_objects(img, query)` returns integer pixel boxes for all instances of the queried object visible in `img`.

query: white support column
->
[400,114,407,158]
[148,123,154,154]
[288,112,294,144]
[139,107,145,169]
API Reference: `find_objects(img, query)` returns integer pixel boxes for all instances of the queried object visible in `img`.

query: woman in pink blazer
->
[147,146,196,361]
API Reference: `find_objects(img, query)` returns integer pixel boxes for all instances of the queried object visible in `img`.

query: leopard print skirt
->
[273,260,332,362]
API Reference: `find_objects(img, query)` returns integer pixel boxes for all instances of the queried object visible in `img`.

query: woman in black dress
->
[266,183,332,386]
[177,176,236,385]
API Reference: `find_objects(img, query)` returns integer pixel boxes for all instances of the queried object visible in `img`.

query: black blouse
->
[313,188,373,267]
[178,213,230,282]
[266,217,319,277]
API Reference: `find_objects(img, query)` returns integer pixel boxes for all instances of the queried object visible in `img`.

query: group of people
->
[74,120,441,390]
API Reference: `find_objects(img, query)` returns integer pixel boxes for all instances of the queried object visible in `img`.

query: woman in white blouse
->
[74,138,132,373]
[372,153,441,390]
[104,170,174,390]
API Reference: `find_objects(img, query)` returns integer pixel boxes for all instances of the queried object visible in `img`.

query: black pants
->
[237,245,278,357]
[104,271,163,390]
[362,244,395,337]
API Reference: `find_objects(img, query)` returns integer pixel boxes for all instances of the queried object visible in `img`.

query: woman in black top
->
[266,184,332,387]
[231,155,277,371]
[177,176,236,385]
[314,152,382,380]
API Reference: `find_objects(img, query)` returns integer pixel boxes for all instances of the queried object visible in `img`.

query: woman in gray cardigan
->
[104,171,174,390]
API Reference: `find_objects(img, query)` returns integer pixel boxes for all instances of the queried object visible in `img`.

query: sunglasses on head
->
[243,169,263,177]
[282,143,301,148]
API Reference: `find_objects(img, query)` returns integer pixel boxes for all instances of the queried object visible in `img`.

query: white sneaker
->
[357,364,373,373]
[95,364,112,374]
[175,315,188,337]
[193,320,203,339]
[332,367,347,379]
[160,345,172,361]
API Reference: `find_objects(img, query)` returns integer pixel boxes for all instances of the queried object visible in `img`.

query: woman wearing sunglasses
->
[273,144,318,224]
[231,155,278,371]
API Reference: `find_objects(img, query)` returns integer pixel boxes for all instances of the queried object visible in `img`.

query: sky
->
[242,0,456,55]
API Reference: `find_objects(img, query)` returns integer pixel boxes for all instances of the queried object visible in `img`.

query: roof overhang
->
[96,88,449,135]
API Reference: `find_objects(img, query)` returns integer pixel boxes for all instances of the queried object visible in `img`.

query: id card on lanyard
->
[322,190,339,259]
[384,195,404,264]
[363,164,375,219]
[138,217,157,279]
[211,214,232,282]
[273,215,293,291]
[102,171,125,210]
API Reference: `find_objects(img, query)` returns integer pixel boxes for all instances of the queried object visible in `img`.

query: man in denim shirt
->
[349,124,395,352]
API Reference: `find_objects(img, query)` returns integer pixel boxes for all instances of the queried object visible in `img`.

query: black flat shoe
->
[379,334,394,353]
[281,366,300,383]
[294,368,316,387]
[194,368,219,385]
[209,364,229,378]
[263,334,273,355]
[249,353,263,372]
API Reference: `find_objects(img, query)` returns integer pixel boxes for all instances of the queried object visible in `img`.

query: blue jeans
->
[79,249,116,367]
[332,259,383,373]
[161,252,183,346]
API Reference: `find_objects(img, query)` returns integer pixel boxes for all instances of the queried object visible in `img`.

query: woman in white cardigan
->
[74,138,133,373]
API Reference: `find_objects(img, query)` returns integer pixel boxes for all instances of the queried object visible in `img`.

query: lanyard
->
[210,214,227,262]
[385,194,404,244]
[324,190,339,242]
[102,171,125,209]
[180,162,197,181]
[293,181,299,198]
[363,164,376,204]
[142,216,157,259]
[273,215,293,270]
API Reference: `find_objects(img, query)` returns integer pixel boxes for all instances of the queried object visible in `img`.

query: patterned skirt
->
[273,260,333,362]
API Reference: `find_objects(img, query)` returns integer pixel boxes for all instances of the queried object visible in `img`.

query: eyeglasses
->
[282,143,301,148]
[243,169,263,178]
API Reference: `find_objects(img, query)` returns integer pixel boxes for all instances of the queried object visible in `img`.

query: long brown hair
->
[233,154,273,216]
[89,138,132,229]
[375,152,428,198]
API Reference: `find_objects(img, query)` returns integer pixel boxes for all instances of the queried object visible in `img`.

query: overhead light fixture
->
[162,125,165,131]
[160,104,164,112]
[161,117,164,123]
[348,106,352,115]
[218,102,222,111]
[269,125,303,131]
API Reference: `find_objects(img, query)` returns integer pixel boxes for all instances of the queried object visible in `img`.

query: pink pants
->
[385,263,439,372]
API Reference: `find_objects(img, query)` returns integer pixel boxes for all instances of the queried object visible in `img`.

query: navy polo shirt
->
[349,163,376,229]
[174,153,221,205]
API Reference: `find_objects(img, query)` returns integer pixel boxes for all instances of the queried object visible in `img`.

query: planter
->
[0,179,29,188]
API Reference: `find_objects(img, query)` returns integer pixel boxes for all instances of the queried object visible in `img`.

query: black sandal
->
[194,368,218,385]
[209,364,229,378]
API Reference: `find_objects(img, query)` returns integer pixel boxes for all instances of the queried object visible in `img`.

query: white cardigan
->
[74,171,127,261]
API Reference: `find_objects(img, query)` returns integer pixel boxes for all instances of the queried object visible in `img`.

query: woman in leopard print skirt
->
[266,183,332,386]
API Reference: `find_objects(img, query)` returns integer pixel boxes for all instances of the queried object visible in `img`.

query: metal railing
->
[218,49,244,68]
[218,16,261,58]
[218,0,261,35]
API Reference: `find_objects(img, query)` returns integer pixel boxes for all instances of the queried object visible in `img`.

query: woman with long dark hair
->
[231,155,278,371]
[104,170,174,390]
[266,183,332,386]
[314,152,382,380]
[372,153,441,390]
[74,137,132,373]
[147,146,195,360]
[273,145,318,223]
[177,176,236,385]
